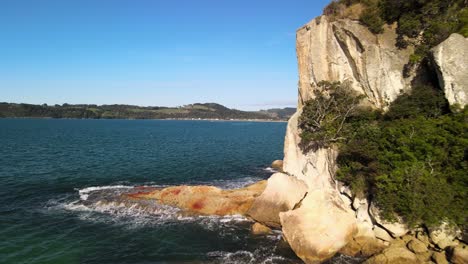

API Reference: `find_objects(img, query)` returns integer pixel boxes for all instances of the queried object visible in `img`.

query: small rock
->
[401,234,414,243]
[417,231,431,246]
[271,160,283,171]
[450,246,468,264]
[408,239,429,254]
[415,251,432,262]
[373,226,393,242]
[251,222,272,235]
[369,204,409,237]
[364,246,418,264]
[339,235,387,257]
[432,251,449,264]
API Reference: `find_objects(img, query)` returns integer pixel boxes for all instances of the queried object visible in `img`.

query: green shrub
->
[323,1,343,16]
[360,6,385,33]
[298,81,365,151]
[300,82,467,227]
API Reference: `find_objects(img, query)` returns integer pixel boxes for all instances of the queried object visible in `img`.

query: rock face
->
[283,111,339,190]
[296,15,414,109]
[279,190,358,263]
[432,33,468,107]
[132,181,267,216]
[247,173,308,228]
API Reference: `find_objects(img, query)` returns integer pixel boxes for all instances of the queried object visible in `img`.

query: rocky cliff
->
[296,15,414,110]
[248,13,468,264]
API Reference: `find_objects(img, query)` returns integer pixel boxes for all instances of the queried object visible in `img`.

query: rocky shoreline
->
[81,159,467,264]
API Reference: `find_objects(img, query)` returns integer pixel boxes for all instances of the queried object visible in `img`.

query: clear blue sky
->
[0,0,327,110]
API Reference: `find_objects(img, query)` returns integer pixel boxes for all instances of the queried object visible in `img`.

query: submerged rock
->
[251,222,272,235]
[130,181,267,216]
[271,160,284,171]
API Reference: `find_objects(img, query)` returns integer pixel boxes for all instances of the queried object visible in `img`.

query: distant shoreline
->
[0,117,288,123]
[0,102,295,122]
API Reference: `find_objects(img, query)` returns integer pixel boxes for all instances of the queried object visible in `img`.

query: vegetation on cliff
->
[299,81,467,228]
[0,102,294,121]
[324,0,468,66]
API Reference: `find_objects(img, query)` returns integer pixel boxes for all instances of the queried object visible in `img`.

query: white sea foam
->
[207,249,290,264]
[210,176,263,189]
[78,185,134,200]
[56,184,254,230]
[263,167,277,173]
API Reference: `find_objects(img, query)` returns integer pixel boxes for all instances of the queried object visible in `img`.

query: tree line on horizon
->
[0,102,296,121]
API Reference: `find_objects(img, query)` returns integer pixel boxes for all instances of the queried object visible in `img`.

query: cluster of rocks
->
[364,232,468,264]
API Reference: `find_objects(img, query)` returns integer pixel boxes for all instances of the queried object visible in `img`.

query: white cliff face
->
[283,111,338,191]
[296,16,414,109]
[432,33,468,108]
[276,15,416,263]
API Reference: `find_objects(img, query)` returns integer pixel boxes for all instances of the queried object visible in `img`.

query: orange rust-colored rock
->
[129,181,267,216]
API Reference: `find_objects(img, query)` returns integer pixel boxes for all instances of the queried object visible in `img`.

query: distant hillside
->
[0,102,296,121]
[259,107,296,120]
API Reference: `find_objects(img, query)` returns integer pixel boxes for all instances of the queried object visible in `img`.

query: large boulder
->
[429,222,461,249]
[369,203,409,238]
[432,251,449,264]
[407,238,428,254]
[132,181,267,216]
[373,226,393,242]
[449,245,468,264]
[246,173,308,228]
[279,190,357,263]
[432,33,468,108]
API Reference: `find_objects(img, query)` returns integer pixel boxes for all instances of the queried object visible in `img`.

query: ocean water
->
[0,119,360,264]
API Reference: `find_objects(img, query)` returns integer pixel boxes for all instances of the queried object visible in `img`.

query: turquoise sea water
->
[0,119,359,264]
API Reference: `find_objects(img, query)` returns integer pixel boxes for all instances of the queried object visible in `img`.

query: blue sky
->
[0,0,327,110]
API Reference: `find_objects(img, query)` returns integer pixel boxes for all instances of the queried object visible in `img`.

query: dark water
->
[0,119,359,264]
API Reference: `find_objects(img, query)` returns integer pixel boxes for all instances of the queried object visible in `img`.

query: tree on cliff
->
[298,81,366,152]
[300,81,467,227]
